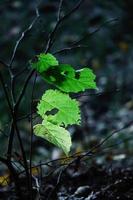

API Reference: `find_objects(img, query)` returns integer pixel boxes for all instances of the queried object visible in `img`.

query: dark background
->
[0,0,133,171]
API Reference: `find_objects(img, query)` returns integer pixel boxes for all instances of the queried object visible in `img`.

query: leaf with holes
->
[41,64,97,93]
[37,89,81,127]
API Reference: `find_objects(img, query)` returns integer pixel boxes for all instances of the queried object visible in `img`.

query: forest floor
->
[1,162,133,200]
[40,162,133,200]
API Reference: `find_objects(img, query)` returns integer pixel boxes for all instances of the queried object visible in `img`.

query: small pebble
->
[74,185,91,197]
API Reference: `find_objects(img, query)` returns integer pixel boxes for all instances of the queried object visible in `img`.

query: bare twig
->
[0,72,13,113]
[6,69,35,192]
[4,7,40,195]
[8,8,39,106]
[72,18,118,46]
[9,8,39,68]
[0,156,22,197]
[84,120,133,157]
[19,119,133,173]
[15,69,35,109]
[17,112,37,122]
[29,73,37,198]
[14,67,27,78]
[46,120,133,199]
[57,0,64,21]
[53,18,118,55]
[75,88,120,99]
[53,45,88,55]
[45,0,85,53]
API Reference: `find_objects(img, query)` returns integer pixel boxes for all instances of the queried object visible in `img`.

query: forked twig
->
[45,0,85,53]
[9,8,39,69]
[53,18,118,55]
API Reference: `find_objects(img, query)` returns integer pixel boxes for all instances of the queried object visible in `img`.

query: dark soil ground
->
[40,163,133,200]
[1,162,133,200]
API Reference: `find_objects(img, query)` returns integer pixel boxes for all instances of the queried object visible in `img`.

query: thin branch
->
[7,122,14,160]
[17,111,37,122]
[29,72,37,197]
[53,44,88,55]
[45,0,85,53]
[53,18,118,55]
[18,119,133,174]
[5,8,40,192]
[46,120,133,196]
[7,119,29,186]
[0,156,22,197]
[7,119,30,186]
[84,120,133,157]
[74,88,121,99]
[57,0,64,21]
[7,70,35,187]
[14,67,27,78]
[14,123,31,189]
[0,156,8,165]
[0,72,13,113]
[15,69,35,109]
[98,135,133,154]
[72,18,119,46]
[9,8,40,68]
[6,69,34,162]
[6,8,40,107]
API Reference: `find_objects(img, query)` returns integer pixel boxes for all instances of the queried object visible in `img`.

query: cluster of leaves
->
[31,53,97,155]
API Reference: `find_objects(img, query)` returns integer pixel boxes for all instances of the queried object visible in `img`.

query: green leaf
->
[31,53,59,73]
[41,64,97,93]
[32,53,97,155]
[37,89,81,127]
[34,121,72,155]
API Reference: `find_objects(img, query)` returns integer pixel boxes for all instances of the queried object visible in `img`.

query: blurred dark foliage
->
[0,0,133,167]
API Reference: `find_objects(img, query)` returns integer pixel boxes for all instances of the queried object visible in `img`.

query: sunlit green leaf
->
[34,121,72,155]
[41,64,97,93]
[31,53,59,73]
[37,89,81,127]
[32,53,97,155]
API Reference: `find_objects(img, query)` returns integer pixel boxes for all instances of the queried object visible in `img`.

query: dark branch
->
[29,73,37,195]
[53,45,88,55]
[45,0,85,53]
[57,0,64,21]
[0,72,13,112]
[73,18,118,46]
[9,8,40,68]
[23,119,133,172]
[53,18,118,55]
[84,120,133,157]
[15,69,35,109]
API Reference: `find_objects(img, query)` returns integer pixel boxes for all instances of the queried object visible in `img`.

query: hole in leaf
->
[61,71,68,76]
[75,72,80,79]
[46,108,59,115]
[43,67,66,84]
